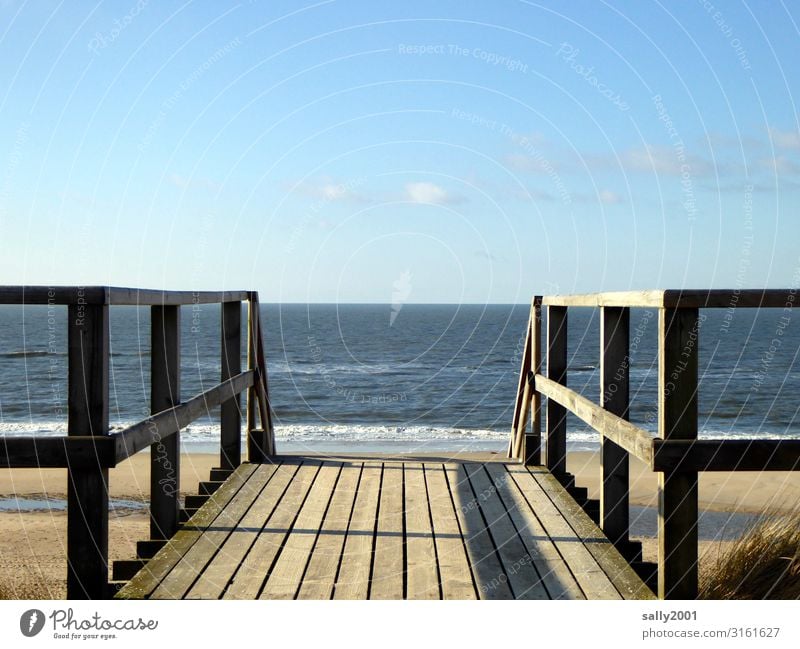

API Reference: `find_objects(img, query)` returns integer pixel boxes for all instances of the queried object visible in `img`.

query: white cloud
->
[768,127,800,150]
[404,181,464,205]
[292,176,367,204]
[598,189,623,204]
[759,156,800,175]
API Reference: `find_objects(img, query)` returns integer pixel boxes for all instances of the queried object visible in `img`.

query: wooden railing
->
[0,286,274,599]
[509,289,800,599]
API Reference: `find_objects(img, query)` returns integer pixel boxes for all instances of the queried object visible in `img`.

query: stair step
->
[199,481,224,496]
[112,559,147,582]
[106,581,126,596]
[615,539,643,564]
[631,561,658,594]
[567,486,588,502]
[136,539,167,559]
[185,494,210,509]
[209,468,234,482]
[179,508,200,523]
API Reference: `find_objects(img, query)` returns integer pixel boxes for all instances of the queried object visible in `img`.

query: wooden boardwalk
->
[116,456,654,600]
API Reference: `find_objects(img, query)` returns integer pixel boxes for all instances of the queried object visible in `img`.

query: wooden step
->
[179,508,200,523]
[199,481,224,496]
[631,561,658,594]
[112,559,148,582]
[137,539,167,559]
[185,494,210,509]
[106,581,127,597]
[210,468,235,482]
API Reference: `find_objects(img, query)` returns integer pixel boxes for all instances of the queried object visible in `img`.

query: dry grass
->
[700,510,800,599]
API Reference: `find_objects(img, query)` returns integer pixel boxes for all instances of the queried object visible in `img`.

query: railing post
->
[658,307,700,599]
[545,306,568,477]
[67,300,109,599]
[150,304,181,540]
[220,301,242,471]
[247,296,269,461]
[600,306,630,547]
[524,299,542,466]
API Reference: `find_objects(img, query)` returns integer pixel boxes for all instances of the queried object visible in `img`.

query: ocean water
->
[0,302,798,453]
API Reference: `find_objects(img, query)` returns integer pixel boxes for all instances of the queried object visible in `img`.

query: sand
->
[1,449,798,599]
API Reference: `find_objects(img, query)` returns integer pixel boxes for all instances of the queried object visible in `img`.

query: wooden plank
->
[297,463,361,600]
[250,293,275,456]
[652,439,800,472]
[115,463,257,599]
[446,463,513,599]
[658,307,700,600]
[545,306,568,476]
[259,463,341,599]
[535,375,654,464]
[112,370,254,462]
[600,306,630,546]
[186,462,297,599]
[0,286,251,306]
[503,465,621,599]
[370,462,405,599]
[220,301,242,471]
[524,301,542,466]
[511,378,532,460]
[0,436,115,468]
[66,302,109,600]
[465,463,549,599]
[529,467,655,599]
[224,461,322,599]
[403,462,440,599]
[484,463,584,600]
[542,291,666,308]
[424,464,476,599]
[333,462,382,599]
[149,464,278,599]
[150,304,181,540]
[509,315,532,458]
[541,289,795,309]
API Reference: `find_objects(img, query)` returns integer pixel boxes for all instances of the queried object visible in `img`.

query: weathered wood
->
[446,463,513,599]
[259,463,341,599]
[67,303,110,600]
[509,316,532,458]
[224,461,321,599]
[425,464,476,599]
[150,305,181,541]
[652,438,800,472]
[112,370,254,462]
[504,465,621,599]
[187,462,294,599]
[600,306,630,547]
[535,375,654,464]
[250,294,275,456]
[150,464,277,599]
[464,463,549,599]
[116,463,257,599]
[297,462,361,599]
[524,301,542,466]
[511,378,532,460]
[658,307,700,600]
[404,463,440,599]
[220,302,242,471]
[530,467,655,599]
[541,289,795,309]
[334,463,382,599]
[0,436,115,468]
[0,286,251,305]
[545,306,568,476]
[370,462,405,599]
[484,463,584,600]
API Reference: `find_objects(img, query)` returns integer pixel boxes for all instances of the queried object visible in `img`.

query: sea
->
[1,302,799,454]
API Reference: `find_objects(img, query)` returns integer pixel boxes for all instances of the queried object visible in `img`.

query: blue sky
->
[0,0,798,303]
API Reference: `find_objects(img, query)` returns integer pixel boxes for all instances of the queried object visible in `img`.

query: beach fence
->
[0,287,273,599]
[509,290,800,599]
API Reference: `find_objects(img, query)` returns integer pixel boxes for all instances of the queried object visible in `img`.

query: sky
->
[0,0,798,303]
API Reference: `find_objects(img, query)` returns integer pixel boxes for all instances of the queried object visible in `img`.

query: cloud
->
[404,181,465,205]
[768,127,800,150]
[291,176,367,204]
[614,145,713,176]
[758,156,800,175]
[598,189,623,204]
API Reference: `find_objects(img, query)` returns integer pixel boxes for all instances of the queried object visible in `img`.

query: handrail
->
[510,288,800,600]
[0,286,274,599]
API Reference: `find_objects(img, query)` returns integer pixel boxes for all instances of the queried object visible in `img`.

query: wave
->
[0,350,66,358]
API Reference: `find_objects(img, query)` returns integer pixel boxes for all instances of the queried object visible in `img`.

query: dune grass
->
[699,509,800,599]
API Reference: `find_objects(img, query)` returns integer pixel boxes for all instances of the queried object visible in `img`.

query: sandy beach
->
[0,449,798,599]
